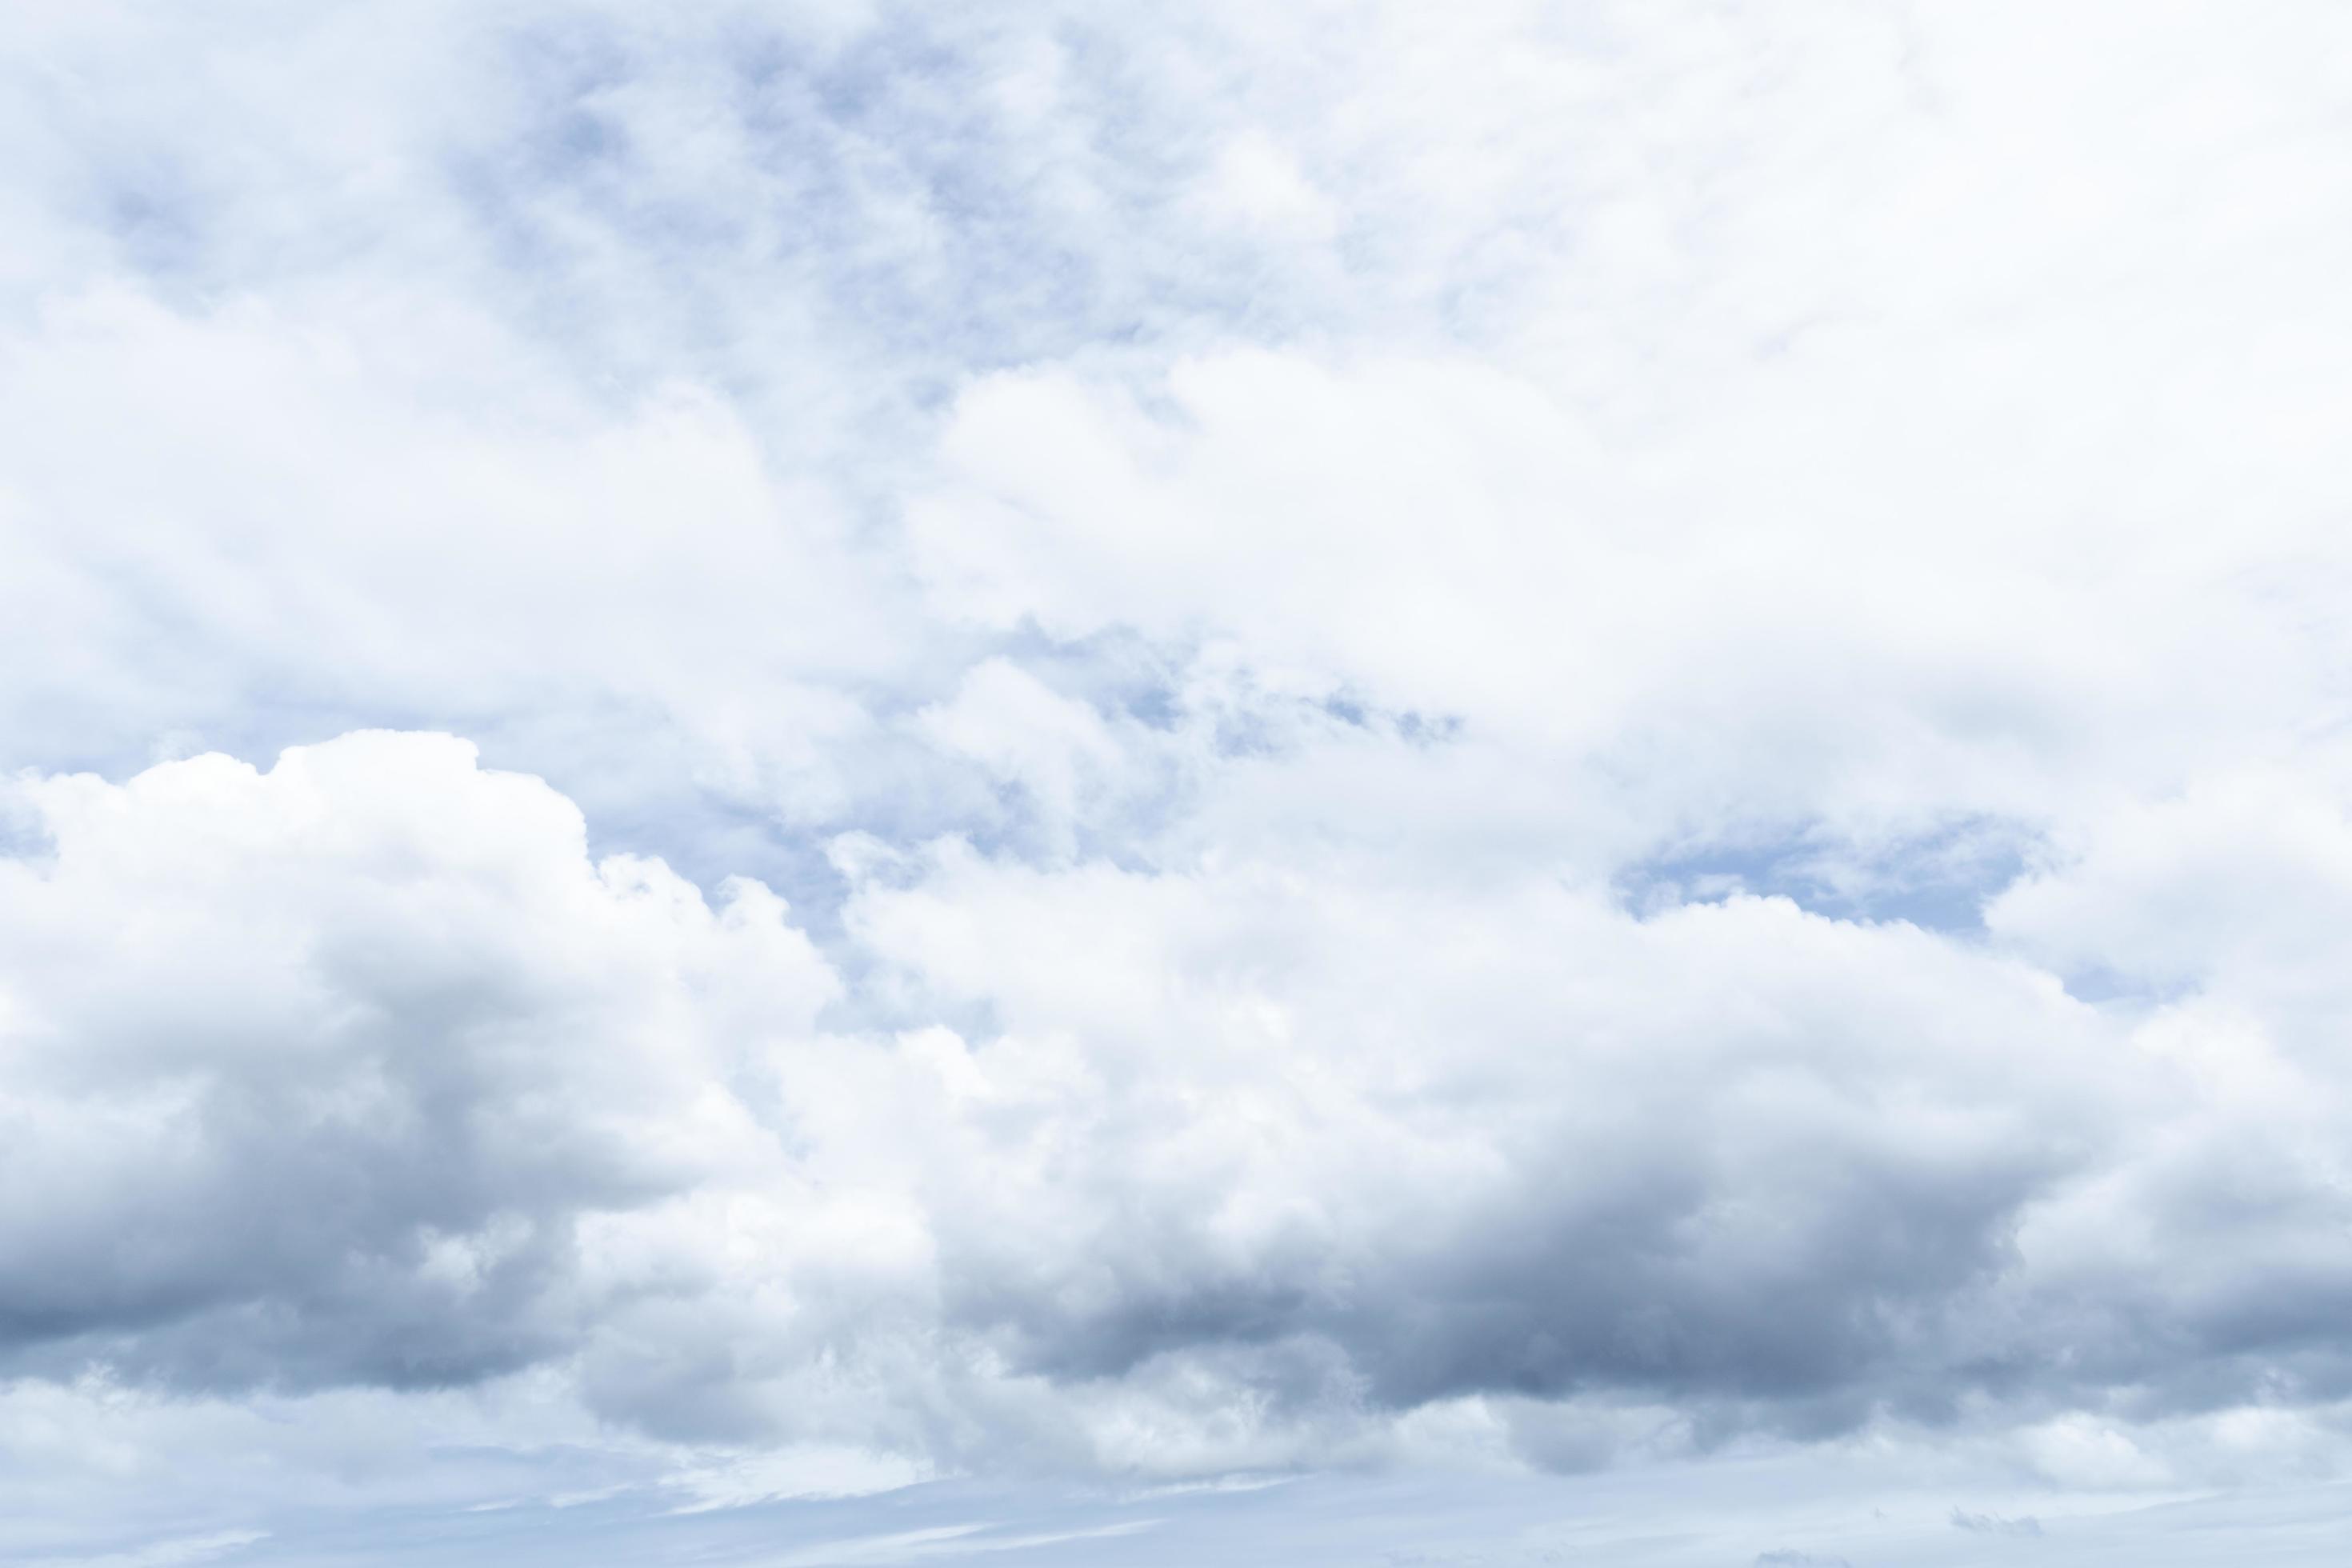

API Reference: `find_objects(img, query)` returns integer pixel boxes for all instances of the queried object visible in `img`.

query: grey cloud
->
[11,730,2352,1482]
[824,840,2352,1462]
[1950,1508,2043,1537]
[0,734,834,1397]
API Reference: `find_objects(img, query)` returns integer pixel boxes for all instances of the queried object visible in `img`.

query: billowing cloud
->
[0,734,832,1393]
[4,731,2347,1491]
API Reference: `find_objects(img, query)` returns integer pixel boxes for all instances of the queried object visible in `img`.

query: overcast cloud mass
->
[7,2,2352,1564]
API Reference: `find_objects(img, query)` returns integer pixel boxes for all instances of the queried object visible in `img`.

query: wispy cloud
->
[26,1532,269,1568]
[760,1518,1161,1567]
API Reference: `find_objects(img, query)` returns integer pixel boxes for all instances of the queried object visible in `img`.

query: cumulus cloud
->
[3,730,2345,1487]
[0,734,832,1393]
[841,844,2116,1423]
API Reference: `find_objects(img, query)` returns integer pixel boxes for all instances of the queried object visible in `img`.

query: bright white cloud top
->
[6,3,2352,1565]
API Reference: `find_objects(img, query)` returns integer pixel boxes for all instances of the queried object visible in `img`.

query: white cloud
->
[0,734,833,1393]
[6,730,2328,1490]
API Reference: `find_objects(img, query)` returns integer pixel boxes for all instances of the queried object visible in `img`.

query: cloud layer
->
[6,729,2350,1487]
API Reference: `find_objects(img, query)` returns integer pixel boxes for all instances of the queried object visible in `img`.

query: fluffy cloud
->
[845,846,2114,1424]
[6,730,2344,1487]
[0,734,831,1393]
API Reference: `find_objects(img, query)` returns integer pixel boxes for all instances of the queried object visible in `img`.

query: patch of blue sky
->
[1618,815,2038,937]
[54,1458,2352,1568]
[435,13,1342,416]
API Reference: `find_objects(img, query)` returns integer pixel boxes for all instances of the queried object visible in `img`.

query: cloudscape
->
[6,3,2352,1564]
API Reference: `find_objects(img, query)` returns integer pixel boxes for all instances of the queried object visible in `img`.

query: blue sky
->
[6,2,2352,1564]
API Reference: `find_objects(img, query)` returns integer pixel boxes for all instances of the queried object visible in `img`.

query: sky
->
[5,2,2352,1564]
